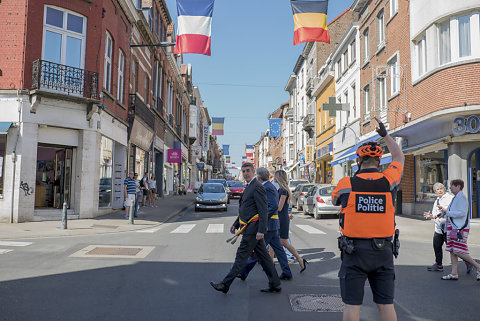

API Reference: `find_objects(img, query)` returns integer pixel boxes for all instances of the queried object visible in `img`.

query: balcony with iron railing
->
[31,59,99,100]
[129,94,154,129]
[302,114,315,138]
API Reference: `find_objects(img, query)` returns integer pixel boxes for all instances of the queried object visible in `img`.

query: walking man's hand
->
[256,232,264,240]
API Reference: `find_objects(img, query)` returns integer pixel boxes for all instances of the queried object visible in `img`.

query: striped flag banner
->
[291,0,330,46]
[226,156,230,163]
[222,144,230,155]
[212,117,224,135]
[174,0,215,56]
[269,118,282,137]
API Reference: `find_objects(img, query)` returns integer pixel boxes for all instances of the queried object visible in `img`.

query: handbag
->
[448,215,469,241]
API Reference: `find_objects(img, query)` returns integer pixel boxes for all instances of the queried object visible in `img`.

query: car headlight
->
[195,197,202,201]
[222,197,228,202]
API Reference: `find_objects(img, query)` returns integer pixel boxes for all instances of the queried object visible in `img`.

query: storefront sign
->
[305,145,314,163]
[197,162,205,169]
[192,146,202,158]
[317,142,333,158]
[453,115,480,136]
[202,125,210,151]
[167,149,181,163]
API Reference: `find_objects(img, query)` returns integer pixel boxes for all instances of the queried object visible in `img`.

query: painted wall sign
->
[452,115,480,136]
[167,149,181,163]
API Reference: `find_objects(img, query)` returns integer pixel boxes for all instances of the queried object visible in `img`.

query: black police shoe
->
[210,281,229,294]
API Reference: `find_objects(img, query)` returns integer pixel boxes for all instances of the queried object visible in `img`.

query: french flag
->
[174,0,214,56]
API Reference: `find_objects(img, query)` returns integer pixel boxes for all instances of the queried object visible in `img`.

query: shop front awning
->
[331,134,381,166]
[285,161,300,173]
[402,137,445,152]
[0,122,13,133]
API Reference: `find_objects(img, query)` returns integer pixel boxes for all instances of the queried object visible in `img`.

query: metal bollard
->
[129,199,134,224]
[62,202,68,229]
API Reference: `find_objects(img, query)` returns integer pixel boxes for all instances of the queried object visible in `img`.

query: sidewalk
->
[0,194,195,240]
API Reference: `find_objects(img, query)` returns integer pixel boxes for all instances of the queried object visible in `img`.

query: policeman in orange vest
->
[332,117,404,321]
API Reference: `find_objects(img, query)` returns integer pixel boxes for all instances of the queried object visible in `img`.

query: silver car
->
[288,179,309,193]
[303,185,341,219]
[292,183,314,211]
[195,183,229,212]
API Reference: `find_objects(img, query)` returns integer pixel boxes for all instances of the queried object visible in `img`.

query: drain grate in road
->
[289,294,344,312]
[70,245,155,259]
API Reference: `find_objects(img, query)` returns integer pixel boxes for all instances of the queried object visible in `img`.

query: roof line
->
[327,7,351,26]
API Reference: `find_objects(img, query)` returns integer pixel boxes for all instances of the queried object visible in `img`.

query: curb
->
[132,201,194,232]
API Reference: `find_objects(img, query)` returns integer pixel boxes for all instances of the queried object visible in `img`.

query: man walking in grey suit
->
[210,163,281,294]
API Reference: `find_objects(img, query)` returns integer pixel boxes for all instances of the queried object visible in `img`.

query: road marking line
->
[0,241,33,247]
[295,225,326,234]
[136,227,163,233]
[206,224,224,233]
[170,224,196,234]
[0,249,13,254]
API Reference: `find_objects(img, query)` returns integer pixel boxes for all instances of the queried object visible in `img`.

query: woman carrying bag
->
[437,179,480,281]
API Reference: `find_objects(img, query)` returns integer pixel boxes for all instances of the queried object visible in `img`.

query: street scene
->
[1,0,480,320]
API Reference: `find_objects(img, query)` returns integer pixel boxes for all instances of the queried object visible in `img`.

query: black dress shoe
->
[236,273,246,281]
[210,281,229,294]
[260,286,282,293]
[279,274,292,280]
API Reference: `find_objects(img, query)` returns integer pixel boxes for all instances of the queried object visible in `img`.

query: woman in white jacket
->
[438,179,480,281]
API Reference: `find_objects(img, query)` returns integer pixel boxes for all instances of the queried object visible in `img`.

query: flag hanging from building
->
[269,118,282,137]
[174,0,215,56]
[202,125,210,151]
[226,156,230,163]
[222,145,230,155]
[212,117,224,135]
[291,0,330,46]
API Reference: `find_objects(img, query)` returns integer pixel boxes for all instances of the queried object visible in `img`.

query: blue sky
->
[165,0,354,175]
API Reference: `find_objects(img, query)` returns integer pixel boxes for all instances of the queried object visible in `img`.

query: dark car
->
[291,183,314,211]
[227,180,244,199]
[195,183,229,212]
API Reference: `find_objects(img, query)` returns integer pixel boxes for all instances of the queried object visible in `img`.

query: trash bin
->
[395,190,402,215]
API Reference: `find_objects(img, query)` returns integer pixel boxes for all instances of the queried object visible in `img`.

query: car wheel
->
[303,206,308,215]
[314,207,320,219]
[297,201,302,211]
[223,206,228,212]
[195,207,200,212]
[227,198,230,204]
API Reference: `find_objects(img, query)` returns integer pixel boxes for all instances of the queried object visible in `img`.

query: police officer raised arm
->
[332,117,404,321]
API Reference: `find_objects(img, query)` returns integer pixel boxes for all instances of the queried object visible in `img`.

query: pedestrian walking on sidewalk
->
[238,168,293,281]
[437,179,480,281]
[274,169,308,272]
[140,173,149,206]
[423,182,453,272]
[134,173,141,217]
[149,174,157,207]
[210,163,281,294]
[124,171,136,219]
[331,117,404,321]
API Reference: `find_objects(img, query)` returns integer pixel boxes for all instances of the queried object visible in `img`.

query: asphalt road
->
[0,200,479,321]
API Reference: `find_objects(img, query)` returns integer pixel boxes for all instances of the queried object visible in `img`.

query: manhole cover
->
[70,245,155,259]
[87,247,142,256]
[289,294,344,312]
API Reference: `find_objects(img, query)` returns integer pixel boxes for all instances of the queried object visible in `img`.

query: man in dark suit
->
[238,167,293,280]
[210,163,281,294]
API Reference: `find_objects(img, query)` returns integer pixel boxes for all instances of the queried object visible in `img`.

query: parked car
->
[195,183,229,212]
[288,179,309,193]
[227,180,244,199]
[303,185,341,219]
[291,183,314,210]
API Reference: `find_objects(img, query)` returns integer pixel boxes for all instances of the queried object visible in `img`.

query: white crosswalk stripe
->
[170,224,196,234]
[136,227,163,233]
[206,224,224,233]
[295,224,326,234]
[0,241,33,247]
[0,249,13,255]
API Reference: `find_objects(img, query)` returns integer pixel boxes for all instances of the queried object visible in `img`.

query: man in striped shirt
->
[124,171,137,219]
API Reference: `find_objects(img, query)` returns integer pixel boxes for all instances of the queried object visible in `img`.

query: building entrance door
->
[35,145,73,209]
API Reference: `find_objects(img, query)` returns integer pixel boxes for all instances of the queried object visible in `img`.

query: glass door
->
[64,148,73,209]
[54,149,64,208]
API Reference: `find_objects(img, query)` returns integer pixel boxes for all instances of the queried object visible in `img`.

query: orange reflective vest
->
[339,175,395,239]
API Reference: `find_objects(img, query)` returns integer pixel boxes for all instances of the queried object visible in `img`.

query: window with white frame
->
[458,14,471,58]
[415,36,426,76]
[343,51,348,73]
[104,32,113,92]
[289,144,294,161]
[117,50,125,103]
[351,83,356,118]
[363,85,370,120]
[438,19,451,65]
[335,60,340,78]
[363,28,370,62]
[43,6,86,68]
[377,10,385,47]
[290,121,294,135]
[388,54,400,96]
[390,0,398,17]
[377,75,387,111]
[350,40,356,65]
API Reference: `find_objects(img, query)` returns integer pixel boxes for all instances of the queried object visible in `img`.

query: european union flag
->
[222,145,230,155]
[269,118,282,137]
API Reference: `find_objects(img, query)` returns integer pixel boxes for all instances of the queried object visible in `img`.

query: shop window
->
[99,136,114,207]
[415,151,448,202]
[0,135,5,196]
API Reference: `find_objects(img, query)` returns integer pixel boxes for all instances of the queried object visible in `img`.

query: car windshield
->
[290,180,308,187]
[228,181,243,187]
[201,184,225,193]
[208,180,227,187]
[302,185,313,192]
[319,186,336,196]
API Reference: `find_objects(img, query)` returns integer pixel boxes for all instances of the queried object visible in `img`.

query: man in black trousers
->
[210,163,281,294]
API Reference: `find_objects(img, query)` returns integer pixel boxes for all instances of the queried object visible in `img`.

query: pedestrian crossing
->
[163,223,327,235]
[0,240,33,255]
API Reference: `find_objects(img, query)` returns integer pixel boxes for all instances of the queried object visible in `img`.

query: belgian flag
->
[291,0,330,45]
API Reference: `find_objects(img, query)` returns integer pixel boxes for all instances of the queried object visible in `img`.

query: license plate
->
[207,206,217,209]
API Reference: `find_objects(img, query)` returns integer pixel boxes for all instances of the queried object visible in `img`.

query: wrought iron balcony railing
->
[31,60,99,99]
